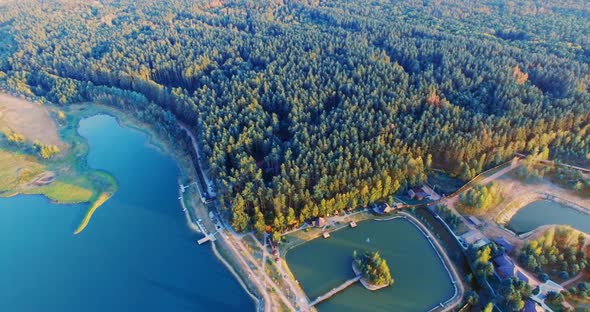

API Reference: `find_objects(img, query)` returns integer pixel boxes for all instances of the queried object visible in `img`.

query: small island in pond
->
[353,250,394,290]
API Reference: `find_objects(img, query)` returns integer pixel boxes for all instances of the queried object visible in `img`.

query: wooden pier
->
[197,235,216,245]
[309,275,361,307]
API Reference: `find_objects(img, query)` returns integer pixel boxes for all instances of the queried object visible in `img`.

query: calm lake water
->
[287,218,454,312]
[508,200,590,234]
[0,115,251,311]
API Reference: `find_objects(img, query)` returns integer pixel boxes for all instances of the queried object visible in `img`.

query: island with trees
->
[353,250,394,290]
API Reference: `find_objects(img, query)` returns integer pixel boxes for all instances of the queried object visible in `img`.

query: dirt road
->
[179,120,304,311]
[225,230,301,311]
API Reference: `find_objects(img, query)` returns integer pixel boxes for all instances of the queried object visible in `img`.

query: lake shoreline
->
[80,112,262,308]
[4,95,262,309]
[0,112,253,311]
[91,107,264,309]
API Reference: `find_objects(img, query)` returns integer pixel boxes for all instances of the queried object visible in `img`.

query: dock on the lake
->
[309,275,361,307]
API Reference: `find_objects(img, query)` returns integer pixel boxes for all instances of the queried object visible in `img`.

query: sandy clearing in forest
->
[472,172,590,250]
[0,0,17,5]
[0,93,66,150]
[491,176,590,226]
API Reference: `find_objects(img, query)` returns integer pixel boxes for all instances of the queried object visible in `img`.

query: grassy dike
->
[73,192,113,235]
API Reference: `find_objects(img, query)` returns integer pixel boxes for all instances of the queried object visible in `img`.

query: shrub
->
[546,291,564,304]
[539,273,549,282]
[559,271,570,280]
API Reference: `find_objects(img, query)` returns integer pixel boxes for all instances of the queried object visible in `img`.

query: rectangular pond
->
[286,217,454,312]
[508,200,590,234]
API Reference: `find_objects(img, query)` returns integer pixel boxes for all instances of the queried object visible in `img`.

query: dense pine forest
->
[0,0,589,233]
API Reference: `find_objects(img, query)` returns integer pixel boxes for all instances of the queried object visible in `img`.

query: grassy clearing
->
[428,170,465,196]
[0,146,116,205]
[0,149,45,193]
[281,211,373,255]
[242,235,263,262]
[567,294,590,311]
[25,180,93,204]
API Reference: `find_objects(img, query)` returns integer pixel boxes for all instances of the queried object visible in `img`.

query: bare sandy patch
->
[0,93,66,150]
[469,173,590,250]
[28,171,56,186]
[0,0,14,7]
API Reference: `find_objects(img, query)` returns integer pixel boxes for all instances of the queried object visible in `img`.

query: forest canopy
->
[0,0,589,233]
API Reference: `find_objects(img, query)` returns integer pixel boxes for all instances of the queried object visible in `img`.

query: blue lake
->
[0,114,251,311]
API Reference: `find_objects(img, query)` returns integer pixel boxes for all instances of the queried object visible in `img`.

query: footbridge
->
[309,275,361,307]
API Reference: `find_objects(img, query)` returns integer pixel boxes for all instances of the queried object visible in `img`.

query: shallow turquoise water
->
[508,200,590,234]
[286,218,454,312]
[0,115,251,311]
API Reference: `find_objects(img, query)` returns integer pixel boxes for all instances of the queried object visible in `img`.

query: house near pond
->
[492,253,528,283]
[313,217,327,228]
[408,187,430,200]
[372,203,394,215]
[494,236,515,253]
